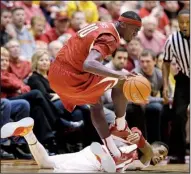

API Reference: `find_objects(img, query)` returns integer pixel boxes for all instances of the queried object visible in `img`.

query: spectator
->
[139,1,170,35]
[5,39,32,80]
[106,1,122,22]
[127,49,165,143]
[1,47,30,98]
[163,1,179,20]
[125,37,143,71]
[67,11,88,36]
[40,11,70,43]
[137,16,166,54]
[156,52,164,70]
[66,1,99,23]
[14,1,50,30]
[48,40,63,61]
[30,16,46,41]
[12,7,36,60]
[1,98,32,159]
[1,9,17,46]
[0,47,57,152]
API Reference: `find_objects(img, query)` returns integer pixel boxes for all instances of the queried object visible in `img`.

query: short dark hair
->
[121,11,142,22]
[151,141,169,152]
[11,7,24,14]
[112,46,127,58]
[1,8,11,15]
[140,49,156,60]
[178,9,190,16]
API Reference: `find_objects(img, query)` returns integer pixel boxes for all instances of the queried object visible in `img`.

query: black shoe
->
[16,144,31,154]
[12,145,32,160]
[59,118,84,133]
[43,138,58,154]
[168,156,185,164]
[0,149,15,160]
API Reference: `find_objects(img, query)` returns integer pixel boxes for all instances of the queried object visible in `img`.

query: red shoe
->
[114,144,137,168]
[109,123,131,141]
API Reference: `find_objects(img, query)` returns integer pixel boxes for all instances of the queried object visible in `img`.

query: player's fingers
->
[127,134,136,139]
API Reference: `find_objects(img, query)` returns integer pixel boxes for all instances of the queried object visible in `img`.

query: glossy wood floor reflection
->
[1,160,189,173]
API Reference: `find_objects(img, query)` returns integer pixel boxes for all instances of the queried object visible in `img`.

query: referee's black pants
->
[169,72,190,159]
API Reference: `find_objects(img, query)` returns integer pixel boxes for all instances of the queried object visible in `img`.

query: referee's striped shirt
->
[163,31,190,77]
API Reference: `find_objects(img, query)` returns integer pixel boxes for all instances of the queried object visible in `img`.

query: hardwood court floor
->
[1,160,189,173]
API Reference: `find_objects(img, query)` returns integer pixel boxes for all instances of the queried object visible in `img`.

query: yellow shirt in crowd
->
[66,1,99,23]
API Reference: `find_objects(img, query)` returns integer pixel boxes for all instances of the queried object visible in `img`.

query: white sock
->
[24,131,37,145]
[102,136,121,158]
[24,131,55,168]
[115,114,126,131]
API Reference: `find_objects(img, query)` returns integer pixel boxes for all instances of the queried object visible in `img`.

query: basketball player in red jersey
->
[48,11,142,166]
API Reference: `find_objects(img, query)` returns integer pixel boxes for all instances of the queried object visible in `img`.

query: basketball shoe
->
[90,142,116,173]
[109,122,132,141]
[114,144,137,168]
[1,117,34,139]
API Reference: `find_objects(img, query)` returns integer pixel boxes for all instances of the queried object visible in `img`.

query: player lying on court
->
[48,10,147,166]
[1,118,168,172]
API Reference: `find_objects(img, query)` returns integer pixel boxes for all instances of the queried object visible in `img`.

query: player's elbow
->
[83,60,93,72]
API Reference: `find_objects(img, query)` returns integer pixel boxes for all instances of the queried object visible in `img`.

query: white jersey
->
[49,144,150,172]
[50,146,103,172]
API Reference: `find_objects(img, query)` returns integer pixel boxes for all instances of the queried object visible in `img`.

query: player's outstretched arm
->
[83,49,134,80]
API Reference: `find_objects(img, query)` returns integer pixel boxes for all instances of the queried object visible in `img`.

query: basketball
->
[123,75,151,104]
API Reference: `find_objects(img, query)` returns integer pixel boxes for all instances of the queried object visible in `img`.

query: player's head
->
[117,11,142,43]
[178,9,190,37]
[112,46,128,70]
[151,141,169,165]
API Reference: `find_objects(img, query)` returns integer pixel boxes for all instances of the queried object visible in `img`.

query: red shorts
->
[48,61,118,112]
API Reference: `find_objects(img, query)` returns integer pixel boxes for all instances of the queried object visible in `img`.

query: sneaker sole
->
[1,117,34,139]
[116,144,137,169]
[90,142,116,173]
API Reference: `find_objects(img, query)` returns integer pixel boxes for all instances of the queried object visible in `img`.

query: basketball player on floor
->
[1,117,168,172]
[48,11,145,166]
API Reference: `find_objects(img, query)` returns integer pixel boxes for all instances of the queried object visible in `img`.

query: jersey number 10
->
[78,24,99,38]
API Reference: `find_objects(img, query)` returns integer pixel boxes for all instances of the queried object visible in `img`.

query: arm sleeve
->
[92,34,117,58]
[163,35,173,62]
[1,73,21,90]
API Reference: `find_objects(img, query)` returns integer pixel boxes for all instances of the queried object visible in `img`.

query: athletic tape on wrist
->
[131,127,146,148]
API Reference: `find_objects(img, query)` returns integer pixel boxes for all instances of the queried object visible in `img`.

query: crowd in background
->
[0,0,190,163]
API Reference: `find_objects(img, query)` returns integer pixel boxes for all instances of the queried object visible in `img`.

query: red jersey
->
[55,22,120,72]
[48,22,120,112]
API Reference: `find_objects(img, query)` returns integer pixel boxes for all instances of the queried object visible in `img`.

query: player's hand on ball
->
[126,132,140,144]
[119,72,136,80]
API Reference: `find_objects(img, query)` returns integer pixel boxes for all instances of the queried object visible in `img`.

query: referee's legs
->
[169,72,190,163]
